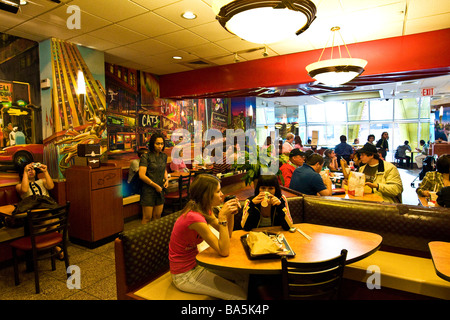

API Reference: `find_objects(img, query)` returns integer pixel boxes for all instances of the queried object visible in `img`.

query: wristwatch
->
[218,220,228,226]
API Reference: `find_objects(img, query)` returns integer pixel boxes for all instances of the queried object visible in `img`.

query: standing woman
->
[169,174,247,300]
[139,132,169,224]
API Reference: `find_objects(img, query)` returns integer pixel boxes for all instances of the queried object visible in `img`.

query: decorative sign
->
[421,87,434,96]
[0,82,13,102]
[139,114,160,128]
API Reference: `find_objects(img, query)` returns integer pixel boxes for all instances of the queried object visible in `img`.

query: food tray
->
[240,232,295,260]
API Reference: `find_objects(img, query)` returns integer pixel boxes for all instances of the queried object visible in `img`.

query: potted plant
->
[232,144,288,187]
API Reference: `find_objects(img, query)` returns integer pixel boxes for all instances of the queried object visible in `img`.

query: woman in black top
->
[241,175,293,231]
[139,133,169,223]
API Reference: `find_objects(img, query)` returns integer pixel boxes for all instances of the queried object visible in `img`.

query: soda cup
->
[261,192,269,207]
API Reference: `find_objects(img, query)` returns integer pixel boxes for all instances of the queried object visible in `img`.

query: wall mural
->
[40,38,106,180]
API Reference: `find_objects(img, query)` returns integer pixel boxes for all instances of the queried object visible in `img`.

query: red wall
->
[160,29,450,99]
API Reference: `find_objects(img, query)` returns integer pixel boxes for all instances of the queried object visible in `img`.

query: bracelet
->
[218,220,228,226]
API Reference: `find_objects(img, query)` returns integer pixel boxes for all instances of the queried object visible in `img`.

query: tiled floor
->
[0,218,142,300]
[0,167,422,300]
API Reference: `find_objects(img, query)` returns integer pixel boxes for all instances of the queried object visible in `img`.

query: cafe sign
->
[0,82,13,102]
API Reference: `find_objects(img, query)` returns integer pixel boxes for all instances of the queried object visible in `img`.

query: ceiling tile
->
[10,18,75,41]
[154,29,209,48]
[407,0,450,20]
[68,34,119,51]
[188,21,235,42]
[126,38,177,55]
[87,24,148,46]
[69,0,149,22]
[143,63,192,75]
[214,37,262,53]
[183,42,231,58]
[36,4,111,33]
[18,0,63,17]
[152,0,216,28]
[117,12,182,37]
[131,0,182,11]
[404,13,450,35]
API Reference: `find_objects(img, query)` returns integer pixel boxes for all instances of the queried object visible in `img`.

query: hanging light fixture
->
[212,0,316,44]
[306,26,368,86]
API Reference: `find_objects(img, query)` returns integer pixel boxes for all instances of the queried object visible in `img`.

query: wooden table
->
[0,204,26,219]
[428,241,450,282]
[196,223,382,274]
[329,192,383,202]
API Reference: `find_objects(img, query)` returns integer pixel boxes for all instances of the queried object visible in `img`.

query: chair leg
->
[12,247,20,286]
[51,248,56,271]
[32,250,40,294]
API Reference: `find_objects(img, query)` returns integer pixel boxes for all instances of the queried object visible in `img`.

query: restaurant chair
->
[165,173,191,212]
[9,202,71,294]
[281,249,348,300]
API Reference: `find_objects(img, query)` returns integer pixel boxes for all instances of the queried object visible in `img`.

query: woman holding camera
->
[16,162,54,199]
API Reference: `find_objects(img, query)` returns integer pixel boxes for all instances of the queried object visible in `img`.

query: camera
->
[33,162,41,168]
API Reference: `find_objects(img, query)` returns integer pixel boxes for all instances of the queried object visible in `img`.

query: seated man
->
[357,143,403,203]
[415,140,428,169]
[395,140,412,167]
[289,154,332,196]
[279,148,305,187]
[334,135,353,164]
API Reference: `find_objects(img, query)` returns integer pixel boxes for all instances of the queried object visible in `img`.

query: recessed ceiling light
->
[181,11,197,19]
[172,56,183,60]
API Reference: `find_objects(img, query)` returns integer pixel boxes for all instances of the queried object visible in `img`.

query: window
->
[370,100,393,120]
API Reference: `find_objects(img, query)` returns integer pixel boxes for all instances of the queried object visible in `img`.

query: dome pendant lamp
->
[306,26,368,86]
[212,0,317,44]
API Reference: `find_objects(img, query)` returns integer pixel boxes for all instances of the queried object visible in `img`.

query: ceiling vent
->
[179,59,215,69]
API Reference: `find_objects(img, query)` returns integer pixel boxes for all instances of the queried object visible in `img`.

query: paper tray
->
[240,232,295,260]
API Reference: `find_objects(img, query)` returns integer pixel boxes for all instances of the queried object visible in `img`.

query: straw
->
[296,228,312,241]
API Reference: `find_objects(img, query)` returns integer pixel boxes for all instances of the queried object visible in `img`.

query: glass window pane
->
[307,125,327,146]
[393,122,418,155]
[370,100,393,120]
[349,123,370,145]
[420,97,430,119]
[306,104,326,123]
[370,123,393,161]
[256,107,266,125]
[348,101,369,122]
[326,124,347,146]
[325,102,346,123]
[298,105,306,124]
[394,98,419,120]
[275,107,287,123]
[286,106,298,123]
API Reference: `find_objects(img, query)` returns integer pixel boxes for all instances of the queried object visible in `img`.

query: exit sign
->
[421,88,434,96]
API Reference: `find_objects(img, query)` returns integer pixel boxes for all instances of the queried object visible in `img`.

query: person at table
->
[289,153,332,196]
[376,132,389,159]
[281,133,295,154]
[395,140,412,167]
[415,140,429,169]
[334,135,353,163]
[356,143,403,203]
[242,175,293,231]
[416,154,450,198]
[16,162,54,200]
[279,148,305,187]
[294,135,303,150]
[170,148,189,173]
[168,174,246,300]
[323,149,338,171]
[139,132,169,224]
[367,134,375,145]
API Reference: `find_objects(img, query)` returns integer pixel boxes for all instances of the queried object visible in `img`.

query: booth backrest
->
[302,196,450,255]
[0,185,19,206]
[119,211,182,290]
